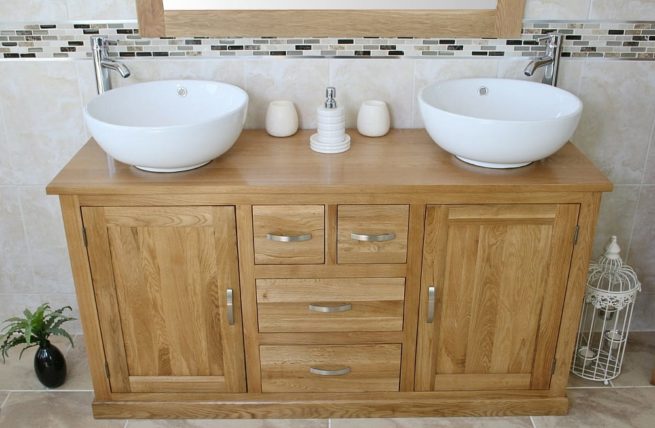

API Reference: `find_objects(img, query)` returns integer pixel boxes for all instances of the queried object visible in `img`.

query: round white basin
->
[418,78,583,168]
[85,80,248,172]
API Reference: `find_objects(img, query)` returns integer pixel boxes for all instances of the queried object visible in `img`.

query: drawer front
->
[260,344,401,393]
[338,205,409,264]
[253,205,324,265]
[256,278,405,333]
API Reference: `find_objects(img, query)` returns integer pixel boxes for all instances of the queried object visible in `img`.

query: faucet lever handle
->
[536,34,561,46]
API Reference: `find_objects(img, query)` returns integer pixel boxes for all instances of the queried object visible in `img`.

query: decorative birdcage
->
[571,236,641,384]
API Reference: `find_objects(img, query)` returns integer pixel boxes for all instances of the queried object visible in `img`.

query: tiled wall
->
[0,0,654,332]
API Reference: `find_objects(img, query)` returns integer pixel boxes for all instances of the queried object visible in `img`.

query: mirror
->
[137,0,525,39]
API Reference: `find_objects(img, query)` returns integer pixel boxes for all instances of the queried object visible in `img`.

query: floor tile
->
[126,420,327,427]
[0,335,73,391]
[0,392,7,410]
[611,331,655,387]
[331,417,532,427]
[567,373,612,388]
[532,388,655,428]
[0,392,125,428]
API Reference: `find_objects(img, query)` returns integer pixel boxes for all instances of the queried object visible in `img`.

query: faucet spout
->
[91,36,131,94]
[524,56,554,77]
[100,58,131,78]
[523,34,563,86]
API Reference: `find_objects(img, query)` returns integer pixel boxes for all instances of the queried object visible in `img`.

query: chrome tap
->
[91,36,131,94]
[524,34,562,87]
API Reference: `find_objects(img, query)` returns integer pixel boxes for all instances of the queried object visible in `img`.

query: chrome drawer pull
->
[226,288,235,325]
[427,286,436,323]
[350,232,396,242]
[309,367,351,376]
[266,233,312,243]
[308,303,352,313]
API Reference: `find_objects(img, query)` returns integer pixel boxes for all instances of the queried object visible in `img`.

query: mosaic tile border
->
[1,20,654,60]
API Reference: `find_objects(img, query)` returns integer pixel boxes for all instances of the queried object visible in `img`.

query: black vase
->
[34,341,66,388]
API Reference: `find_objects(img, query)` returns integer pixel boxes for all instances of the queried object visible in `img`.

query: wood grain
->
[416,204,578,392]
[260,344,401,393]
[92,395,568,419]
[252,205,325,265]
[82,206,246,393]
[256,278,405,333]
[135,0,164,37]
[46,130,613,197]
[495,0,526,38]
[59,196,112,399]
[338,205,409,264]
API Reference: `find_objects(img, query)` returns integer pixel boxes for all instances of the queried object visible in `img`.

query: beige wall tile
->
[112,59,246,90]
[245,59,329,130]
[573,61,655,184]
[0,392,7,409]
[332,417,532,427]
[590,0,655,20]
[643,132,655,184]
[627,185,655,293]
[532,385,655,427]
[0,0,68,21]
[67,0,136,20]
[497,60,583,96]
[330,59,414,129]
[0,392,125,427]
[524,0,591,20]
[0,187,33,294]
[0,62,87,186]
[592,185,640,258]
[413,59,499,127]
[630,293,655,332]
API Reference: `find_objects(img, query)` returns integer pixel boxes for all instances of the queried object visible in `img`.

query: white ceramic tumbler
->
[357,100,390,137]
[266,100,299,137]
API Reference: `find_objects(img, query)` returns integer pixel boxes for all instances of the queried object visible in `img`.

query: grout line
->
[124,420,130,428]
[530,415,538,428]
[0,391,10,409]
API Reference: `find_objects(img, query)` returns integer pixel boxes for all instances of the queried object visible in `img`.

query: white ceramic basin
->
[418,78,583,168]
[85,80,248,172]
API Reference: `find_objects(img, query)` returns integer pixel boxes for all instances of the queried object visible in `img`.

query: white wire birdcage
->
[571,236,641,384]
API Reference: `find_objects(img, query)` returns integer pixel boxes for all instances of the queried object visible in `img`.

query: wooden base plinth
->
[93,395,569,419]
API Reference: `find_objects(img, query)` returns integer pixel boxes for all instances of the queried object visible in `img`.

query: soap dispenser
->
[310,87,351,153]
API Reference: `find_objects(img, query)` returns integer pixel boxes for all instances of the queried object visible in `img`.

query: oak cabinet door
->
[82,206,246,393]
[415,204,579,392]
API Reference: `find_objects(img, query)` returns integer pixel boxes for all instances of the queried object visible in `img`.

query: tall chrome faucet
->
[91,36,131,94]
[524,34,563,87]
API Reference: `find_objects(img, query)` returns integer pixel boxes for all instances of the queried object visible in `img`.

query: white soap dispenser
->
[310,87,351,153]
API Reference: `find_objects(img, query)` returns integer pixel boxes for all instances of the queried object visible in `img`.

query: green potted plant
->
[0,303,75,388]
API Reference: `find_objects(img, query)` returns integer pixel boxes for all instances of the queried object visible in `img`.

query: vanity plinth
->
[47,130,612,419]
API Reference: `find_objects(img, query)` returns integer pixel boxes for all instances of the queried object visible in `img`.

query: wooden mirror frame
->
[137,0,526,38]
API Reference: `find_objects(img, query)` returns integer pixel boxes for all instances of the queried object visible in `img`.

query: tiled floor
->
[0,333,653,428]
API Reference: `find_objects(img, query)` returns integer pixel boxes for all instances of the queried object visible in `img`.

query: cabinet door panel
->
[83,206,246,393]
[416,204,579,392]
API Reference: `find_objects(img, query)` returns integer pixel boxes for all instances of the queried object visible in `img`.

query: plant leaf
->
[49,327,74,348]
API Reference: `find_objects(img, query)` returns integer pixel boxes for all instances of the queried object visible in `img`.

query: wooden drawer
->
[260,344,401,393]
[253,205,324,265]
[256,278,405,333]
[338,205,409,264]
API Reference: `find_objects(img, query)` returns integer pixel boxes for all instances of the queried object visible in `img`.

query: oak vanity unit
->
[47,130,612,419]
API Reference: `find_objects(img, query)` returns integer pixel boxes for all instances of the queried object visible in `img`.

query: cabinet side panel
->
[82,206,132,393]
[59,196,112,399]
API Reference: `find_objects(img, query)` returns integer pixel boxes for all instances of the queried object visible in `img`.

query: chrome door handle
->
[350,232,396,242]
[427,286,436,323]
[309,367,351,376]
[308,303,352,313]
[266,233,312,242]
[227,288,235,325]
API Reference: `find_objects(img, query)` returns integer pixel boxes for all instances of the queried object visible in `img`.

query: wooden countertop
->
[46,130,612,195]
